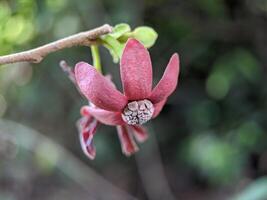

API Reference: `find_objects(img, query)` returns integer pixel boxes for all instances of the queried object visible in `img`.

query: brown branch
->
[0,24,113,65]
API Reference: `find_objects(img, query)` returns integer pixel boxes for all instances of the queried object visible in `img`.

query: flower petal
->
[117,125,139,156]
[120,39,153,100]
[80,137,96,160]
[75,62,127,111]
[153,98,167,118]
[130,125,149,143]
[77,115,98,160]
[80,105,91,117]
[150,53,180,104]
[104,74,117,89]
[87,107,125,126]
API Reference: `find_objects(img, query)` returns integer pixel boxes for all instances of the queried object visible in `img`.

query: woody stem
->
[0,24,112,66]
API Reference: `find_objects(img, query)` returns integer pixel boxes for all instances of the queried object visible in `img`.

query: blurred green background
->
[1,0,267,199]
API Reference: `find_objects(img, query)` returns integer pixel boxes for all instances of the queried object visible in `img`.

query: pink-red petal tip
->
[120,38,153,100]
[150,53,180,104]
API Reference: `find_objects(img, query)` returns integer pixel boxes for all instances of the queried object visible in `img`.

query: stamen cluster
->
[122,100,154,125]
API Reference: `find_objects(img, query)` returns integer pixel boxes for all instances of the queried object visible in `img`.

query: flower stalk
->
[90,45,102,73]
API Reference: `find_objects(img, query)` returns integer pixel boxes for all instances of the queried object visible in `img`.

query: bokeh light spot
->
[53,15,80,38]
[46,0,67,12]
[237,121,264,150]
[3,16,25,42]
[206,72,230,100]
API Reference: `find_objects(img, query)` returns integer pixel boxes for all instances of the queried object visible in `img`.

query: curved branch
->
[0,24,112,65]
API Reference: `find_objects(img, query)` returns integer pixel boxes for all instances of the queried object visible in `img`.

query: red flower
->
[75,39,180,159]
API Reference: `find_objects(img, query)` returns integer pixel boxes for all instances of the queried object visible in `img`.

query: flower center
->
[122,99,154,125]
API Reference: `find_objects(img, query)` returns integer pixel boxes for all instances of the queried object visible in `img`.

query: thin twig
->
[0,24,112,65]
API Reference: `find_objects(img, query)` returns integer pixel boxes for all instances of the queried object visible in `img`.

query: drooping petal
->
[77,114,98,160]
[80,126,96,160]
[80,105,91,117]
[120,39,153,100]
[130,125,149,143]
[116,125,139,156]
[152,98,167,118]
[83,143,96,160]
[75,62,127,112]
[150,53,180,104]
[79,132,96,160]
[87,107,125,126]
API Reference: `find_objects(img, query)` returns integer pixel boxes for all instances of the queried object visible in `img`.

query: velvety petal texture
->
[117,125,139,156]
[87,106,125,126]
[120,39,153,100]
[150,53,180,104]
[75,62,127,111]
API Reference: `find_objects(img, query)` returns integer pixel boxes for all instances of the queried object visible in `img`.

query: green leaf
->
[100,25,158,63]
[103,42,119,63]
[132,26,158,48]
[101,35,124,63]
[110,23,131,39]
